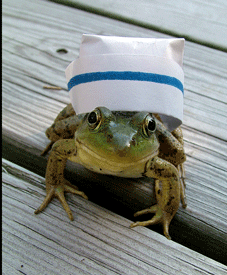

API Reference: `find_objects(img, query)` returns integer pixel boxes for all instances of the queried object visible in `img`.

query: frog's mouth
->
[76,138,158,168]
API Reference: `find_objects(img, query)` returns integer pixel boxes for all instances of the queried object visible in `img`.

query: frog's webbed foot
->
[37,139,88,220]
[130,179,174,240]
[131,159,182,239]
[178,163,187,208]
[34,180,88,220]
[130,204,172,240]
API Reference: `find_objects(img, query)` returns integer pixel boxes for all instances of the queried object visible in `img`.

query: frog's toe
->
[130,215,162,228]
[34,186,55,214]
[130,205,172,240]
[34,180,88,220]
[178,164,187,208]
[163,220,171,240]
[180,191,187,209]
[133,205,158,217]
[63,180,88,200]
[131,206,163,228]
[55,185,74,220]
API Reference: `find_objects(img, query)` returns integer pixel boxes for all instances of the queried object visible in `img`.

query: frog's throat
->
[75,139,159,168]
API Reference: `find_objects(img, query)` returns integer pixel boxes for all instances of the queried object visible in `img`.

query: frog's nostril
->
[130,137,137,147]
[107,134,113,142]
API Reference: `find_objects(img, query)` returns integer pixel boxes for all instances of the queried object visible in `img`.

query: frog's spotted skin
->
[36,104,186,239]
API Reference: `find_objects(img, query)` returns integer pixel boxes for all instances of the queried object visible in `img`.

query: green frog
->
[35,104,187,239]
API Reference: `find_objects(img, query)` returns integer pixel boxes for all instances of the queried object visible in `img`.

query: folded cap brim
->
[66,34,185,131]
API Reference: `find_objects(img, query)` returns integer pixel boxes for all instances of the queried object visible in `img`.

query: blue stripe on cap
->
[68,71,184,94]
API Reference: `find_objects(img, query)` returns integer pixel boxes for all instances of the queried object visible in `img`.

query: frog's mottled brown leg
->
[41,104,76,156]
[54,103,76,122]
[171,126,187,208]
[155,119,187,208]
[131,156,180,240]
[41,105,85,156]
[35,139,88,220]
[40,115,77,156]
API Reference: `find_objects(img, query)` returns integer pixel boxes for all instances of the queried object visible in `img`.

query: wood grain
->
[50,0,227,50]
[2,0,227,265]
[3,159,227,275]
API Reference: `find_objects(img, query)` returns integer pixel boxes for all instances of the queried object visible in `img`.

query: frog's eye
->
[143,115,156,137]
[87,109,101,130]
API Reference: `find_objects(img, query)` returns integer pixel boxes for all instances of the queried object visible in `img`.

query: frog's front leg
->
[35,139,88,220]
[41,104,85,156]
[130,157,180,240]
[156,120,187,209]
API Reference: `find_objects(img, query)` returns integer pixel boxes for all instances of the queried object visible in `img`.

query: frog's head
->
[75,107,159,166]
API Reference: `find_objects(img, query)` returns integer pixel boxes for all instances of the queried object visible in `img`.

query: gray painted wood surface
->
[3,159,227,274]
[2,0,227,273]
[53,0,227,50]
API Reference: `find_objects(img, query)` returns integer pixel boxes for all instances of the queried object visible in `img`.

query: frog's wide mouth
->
[76,138,158,167]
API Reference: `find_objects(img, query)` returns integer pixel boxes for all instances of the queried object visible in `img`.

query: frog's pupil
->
[88,112,97,124]
[148,119,156,131]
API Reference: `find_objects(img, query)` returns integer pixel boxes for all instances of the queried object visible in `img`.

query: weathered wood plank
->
[3,0,226,139]
[49,0,227,50]
[2,0,227,265]
[3,159,227,275]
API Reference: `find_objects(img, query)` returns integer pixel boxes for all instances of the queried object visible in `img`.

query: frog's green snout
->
[112,133,137,157]
[105,124,137,155]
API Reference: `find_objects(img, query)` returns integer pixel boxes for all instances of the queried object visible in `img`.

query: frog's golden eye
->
[143,115,156,137]
[87,109,101,130]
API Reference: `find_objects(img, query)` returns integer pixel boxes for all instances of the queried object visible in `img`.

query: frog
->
[35,103,187,239]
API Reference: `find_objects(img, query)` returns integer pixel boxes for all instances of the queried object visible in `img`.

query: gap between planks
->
[2,159,227,275]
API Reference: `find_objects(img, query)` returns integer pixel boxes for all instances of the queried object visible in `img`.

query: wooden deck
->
[2,0,227,274]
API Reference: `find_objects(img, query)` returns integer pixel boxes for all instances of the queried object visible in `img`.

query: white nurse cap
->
[65,34,185,131]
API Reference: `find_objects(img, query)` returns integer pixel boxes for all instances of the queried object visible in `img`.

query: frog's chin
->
[74,139,158,177]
